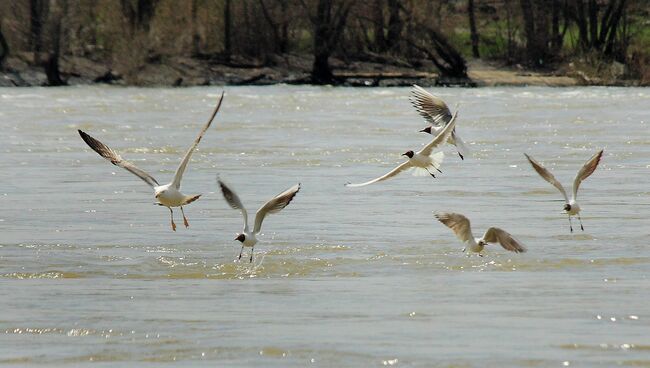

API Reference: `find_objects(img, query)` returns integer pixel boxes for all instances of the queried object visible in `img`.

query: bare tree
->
[120,0,159,33]
[567,0,628,57]
[44,0,66,85]
[302,0,354,84]
[224,0,232,60]
[258,0,290,54]
[468,0,479,58]
[29,0,48,60]
[0,23,8,67]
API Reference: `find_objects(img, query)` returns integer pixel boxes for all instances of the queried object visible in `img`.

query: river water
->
[0,85,648,367]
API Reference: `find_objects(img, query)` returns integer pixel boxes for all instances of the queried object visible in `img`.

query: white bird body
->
[218,179,301,262]
[79,92,224,231]
[345,110,457,187]
[469,238,485,253]
[410,85,470,160]
[435,212,527,255]
[154,184,196,208]
[525,150,603,232]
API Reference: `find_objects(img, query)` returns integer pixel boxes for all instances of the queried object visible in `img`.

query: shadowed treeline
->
[0,0,648,86]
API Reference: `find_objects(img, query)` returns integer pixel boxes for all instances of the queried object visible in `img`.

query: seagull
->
[524,149,604,232]
[218,178,301,262]
[410,84,469,160]
[345,110,458,188]
[78,92,224,231]
[435,212,527,255]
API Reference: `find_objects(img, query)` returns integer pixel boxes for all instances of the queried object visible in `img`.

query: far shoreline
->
[0,54,643,89]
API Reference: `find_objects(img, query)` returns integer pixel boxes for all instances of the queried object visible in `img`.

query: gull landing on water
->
[218,179,300,263]
[435,212,527,255]
[410,85,470,160]
[525,149,603,233]
[345,110,458,188]
[78,92,224,231]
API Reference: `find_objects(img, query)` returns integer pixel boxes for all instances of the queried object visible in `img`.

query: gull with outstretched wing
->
[345,110,458,188]
[435,212,527,255]
[525,150,603,232]
[218,178,300,262]
[78,92,224,231]
[410,84,470,160]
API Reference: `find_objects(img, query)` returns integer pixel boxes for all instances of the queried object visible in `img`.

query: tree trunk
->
[44,0,66,86]
[224,0,232,60]
[191,0,200,55]
[373,0,387,52]
[120,0,159,32]
[30,0,49,62]
[386,0,402,49]
[468,0,479,58]
[0,24,8,67]
[309,0,353,84]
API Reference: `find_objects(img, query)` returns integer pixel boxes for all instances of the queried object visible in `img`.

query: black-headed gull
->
[78,92,224,231]
[435,212,527,255]
[345,110,458,188]
[525,150,603,232]
[410,84,469,160]
[218,179,301,262]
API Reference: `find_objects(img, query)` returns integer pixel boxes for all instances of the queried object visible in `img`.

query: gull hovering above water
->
[345,110,458,188]
[410,84,469,160]
[78,92,224,231]
[218,178,301,262]
[524,149,604,232]
[435,212,527,255]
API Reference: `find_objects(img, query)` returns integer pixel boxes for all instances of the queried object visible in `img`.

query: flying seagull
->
[218,178,301,262]
[524,149,604,232]
[435,212,527,255]
[78,92,224,231]
[345,110,458,188]
[410,84,469,160]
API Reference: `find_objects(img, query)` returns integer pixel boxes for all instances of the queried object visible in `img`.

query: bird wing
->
[410,85,452,126]
[172,92,224,190]
[253,183,301,234]
[483,227,527,253]
[217,178,249,233]
[524,153,569,202]
[78,129,159,188]
[450,130,470,158]
[345,161,413,188]
[435,212,475,243]
[572,149,603,200]
[417,110,458,157]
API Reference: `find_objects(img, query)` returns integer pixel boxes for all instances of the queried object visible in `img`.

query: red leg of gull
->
[168,207,176,231]
[180,206,189,228]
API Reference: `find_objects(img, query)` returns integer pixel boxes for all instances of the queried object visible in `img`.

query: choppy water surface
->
[0,86,649,367]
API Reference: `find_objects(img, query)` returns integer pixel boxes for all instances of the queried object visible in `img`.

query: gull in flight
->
[345,110,458,188]
[524,149,603,232]
[435,212,527,255]
[410,84,469,160]
[78,92,224,231]
[218,178,301,262]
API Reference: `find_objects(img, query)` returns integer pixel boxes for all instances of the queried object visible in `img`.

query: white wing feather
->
[435,212,475,244]
[524,153,569,202]
[217,178,249,233]
[345,161,413,188]
[172,92,224,190]
[417,110,458,157]
[253,183,301,234]
[572,149,603,200]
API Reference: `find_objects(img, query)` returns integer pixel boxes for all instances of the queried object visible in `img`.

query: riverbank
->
[0,53,643,88]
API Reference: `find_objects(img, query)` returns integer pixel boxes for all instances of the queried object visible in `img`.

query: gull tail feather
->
[182,194,201,205]
[411,167,431,176]
[430,151,444,170]
[451,132,470,159]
